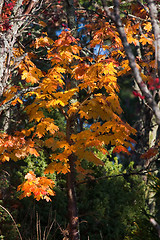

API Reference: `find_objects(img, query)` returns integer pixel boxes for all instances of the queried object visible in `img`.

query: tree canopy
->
[1,0,160,239]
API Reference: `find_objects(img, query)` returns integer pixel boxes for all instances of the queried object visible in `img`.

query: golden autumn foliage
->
[13,29,137,200]
[0,132,39,162]
[2,1,159,201]
[0,28,136,200]
[17,171,55,201]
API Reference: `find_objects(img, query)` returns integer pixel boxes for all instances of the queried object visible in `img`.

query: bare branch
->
[137,0,149,13]
[0,205,23,240]
[150,218,160,238]
[23,0,40,16]
[65,0,77,37]
[101,0,115,21]
[0,0,4,18]
[76,167,159,186]
[13,0,24,16]
[146,0,160,78]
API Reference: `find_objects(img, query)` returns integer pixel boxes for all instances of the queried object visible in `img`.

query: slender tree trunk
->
[66,115,80,240]
[65,1,80,239]
[0,0,39,122]
[67,153,80,240]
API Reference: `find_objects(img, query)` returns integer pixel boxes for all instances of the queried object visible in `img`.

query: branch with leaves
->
[101,0,160,124]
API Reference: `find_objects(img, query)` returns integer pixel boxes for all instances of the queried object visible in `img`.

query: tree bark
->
[67,153,80,240]
[0,0,39,98]
[146,0,160,79]
[65,1,80,239]
[66,114,80,240]
[0,0,39,132]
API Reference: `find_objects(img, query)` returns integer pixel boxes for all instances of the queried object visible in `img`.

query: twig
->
[150,218,160,238]
[76,167,159,185]
[0,86,39,112]
[45,220,54,240]
[0,204,23,240]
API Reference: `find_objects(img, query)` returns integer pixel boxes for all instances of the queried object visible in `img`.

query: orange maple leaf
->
[17,171,55,201]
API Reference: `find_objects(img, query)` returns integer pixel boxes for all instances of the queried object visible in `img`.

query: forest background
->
[1,0,160,239]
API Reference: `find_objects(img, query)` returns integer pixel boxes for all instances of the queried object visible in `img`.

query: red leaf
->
[133,91,145,99]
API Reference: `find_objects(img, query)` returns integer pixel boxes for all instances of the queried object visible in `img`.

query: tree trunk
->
[67,153,80,240]
[66,112,80,240]
[65,1,80,239]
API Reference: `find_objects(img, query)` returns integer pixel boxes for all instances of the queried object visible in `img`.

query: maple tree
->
[1,0,160,239]
[16,28,136,240]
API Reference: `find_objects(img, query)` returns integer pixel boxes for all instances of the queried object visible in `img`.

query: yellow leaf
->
[46,123,59,135]
[34,36,54,48]
[2,154,10,162]
[139,35,153,45]
[21,66,44,83]
[39,21,47,27]
[77,150,104,166]
[44,162,70,174]
[44,162,55,174]
[25,171,36,180]
[11,98,22,106]
[36,122,47,138]
[28,148,39,157]
[143,22,152,32]
[44,138,55,148]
